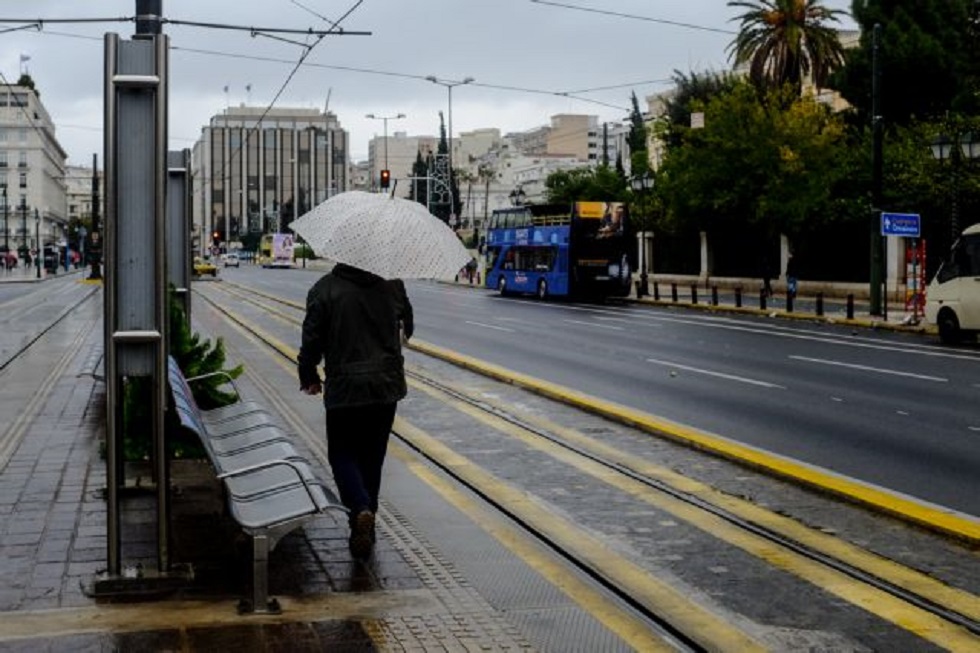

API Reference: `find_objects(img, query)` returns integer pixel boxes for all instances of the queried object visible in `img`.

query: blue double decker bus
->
[483,201,632,300]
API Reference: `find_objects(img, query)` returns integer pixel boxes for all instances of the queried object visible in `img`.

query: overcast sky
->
[1,0,856,167]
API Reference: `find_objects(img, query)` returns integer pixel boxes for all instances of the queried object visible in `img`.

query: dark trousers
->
[325,403,396,521]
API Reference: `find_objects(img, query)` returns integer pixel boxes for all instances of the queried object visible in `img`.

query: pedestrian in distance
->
[297,262,414,561]
[786,252,799,300]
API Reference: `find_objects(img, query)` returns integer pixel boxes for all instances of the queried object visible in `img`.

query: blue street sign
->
[881,212,921,237]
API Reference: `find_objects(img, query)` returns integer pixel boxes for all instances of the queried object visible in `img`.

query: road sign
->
[881,212,920,237]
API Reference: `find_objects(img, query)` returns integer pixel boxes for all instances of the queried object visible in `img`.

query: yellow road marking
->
[395,419,767,652]
[410,339,980,545]
[410,380,980,649]
[390,444,679,653]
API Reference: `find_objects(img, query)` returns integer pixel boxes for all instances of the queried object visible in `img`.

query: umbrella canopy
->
[290,191,471,280]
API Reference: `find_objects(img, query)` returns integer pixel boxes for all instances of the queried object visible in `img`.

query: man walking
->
[297,263,413,560]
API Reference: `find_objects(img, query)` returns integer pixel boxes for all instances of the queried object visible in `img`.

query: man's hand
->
[301,382,322,396]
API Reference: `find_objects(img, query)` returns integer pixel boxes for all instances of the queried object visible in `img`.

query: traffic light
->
[212,230,221,246]
[380,169,391,190]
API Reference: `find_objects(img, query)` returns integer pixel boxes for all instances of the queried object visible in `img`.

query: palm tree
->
[727,0,847,93]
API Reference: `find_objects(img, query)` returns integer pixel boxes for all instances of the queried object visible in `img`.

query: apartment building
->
[0,80,68,253]
[192,105,349,247]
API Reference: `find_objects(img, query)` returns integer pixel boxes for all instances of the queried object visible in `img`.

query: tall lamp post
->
[365,112,405,187]
[425,75,474,223]
[34,208,40,279]
[931,131,979,244]
[630,172,654,297]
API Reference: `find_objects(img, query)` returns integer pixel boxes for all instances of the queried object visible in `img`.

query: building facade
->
[0,81,68,254]
[366,131,439,197]
[192,105,349,250]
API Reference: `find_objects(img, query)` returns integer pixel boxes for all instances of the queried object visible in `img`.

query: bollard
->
[735,287,742,308]
[671,283,678,302]
[786,292,794,313]
[691,284,698,304]
[711,286,719,306]
[653,281,660,301]
[815,292,823,316]
[760,289,767,311]
[846,294,854,320]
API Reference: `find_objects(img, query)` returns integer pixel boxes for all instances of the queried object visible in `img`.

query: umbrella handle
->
[389,179,398,199]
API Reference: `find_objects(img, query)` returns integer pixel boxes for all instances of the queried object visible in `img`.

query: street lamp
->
[630,171,654,297]
[34,208,40,279]
[931,132,979,243]
[508,186,526,207]
[425,75,474,222]
[365,112,405,187]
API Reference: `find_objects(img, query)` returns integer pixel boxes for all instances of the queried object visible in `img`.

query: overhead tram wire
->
[528,0,738,35]
[203,0,368,215]
[9,25,654,114]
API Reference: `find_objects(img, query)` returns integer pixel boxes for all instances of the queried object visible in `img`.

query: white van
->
[925,222,980,343]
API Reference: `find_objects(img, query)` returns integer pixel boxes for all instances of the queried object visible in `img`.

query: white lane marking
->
[896,410,910,416]
[464,320,515,333]
[969,426,980,432]
[789,356,948,382]
[831,397,844,402]
[563,319,624,331]
[646,358,786,389]
[595,316,632,323]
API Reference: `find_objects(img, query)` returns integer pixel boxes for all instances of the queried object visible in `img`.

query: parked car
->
[223,253,240,268]
[193,256,218,277]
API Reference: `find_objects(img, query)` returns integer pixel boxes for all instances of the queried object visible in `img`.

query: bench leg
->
[238,533,281,615]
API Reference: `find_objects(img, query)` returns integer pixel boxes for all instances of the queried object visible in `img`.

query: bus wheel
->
[938,309,961,344]
[537,279,548,300]
[497,276,507,296]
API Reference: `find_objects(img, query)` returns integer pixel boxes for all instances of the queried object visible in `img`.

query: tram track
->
[0,285,101,470]
[198,280,980,650]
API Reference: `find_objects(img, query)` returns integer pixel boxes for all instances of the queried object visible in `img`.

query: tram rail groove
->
[198,282,980,647]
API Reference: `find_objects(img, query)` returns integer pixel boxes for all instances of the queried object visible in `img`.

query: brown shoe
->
[349,510,375,560]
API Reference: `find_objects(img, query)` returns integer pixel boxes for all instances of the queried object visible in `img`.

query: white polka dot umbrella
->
[289,191,471,280]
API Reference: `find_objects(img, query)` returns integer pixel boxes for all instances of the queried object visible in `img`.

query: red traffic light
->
[380,169,391,189]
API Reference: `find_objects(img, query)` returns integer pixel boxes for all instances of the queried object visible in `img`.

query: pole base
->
[82,563,194,600]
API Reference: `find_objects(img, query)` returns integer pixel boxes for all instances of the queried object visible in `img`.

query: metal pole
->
[21,202,27,260]
[89,153,102,280]
[34,209,40,279]
[383,117,389,172]
[2,187,7,253]
[447,85,454,220]
[869,23,884,316]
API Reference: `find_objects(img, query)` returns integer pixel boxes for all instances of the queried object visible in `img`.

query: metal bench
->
[166,356,346,613]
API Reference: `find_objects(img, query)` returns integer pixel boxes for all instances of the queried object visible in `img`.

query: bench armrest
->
[217,459,347,514]
[185,370,242,400]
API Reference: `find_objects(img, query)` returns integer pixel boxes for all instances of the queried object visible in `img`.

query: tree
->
[727,0,847,94]
[833,0,979,123]
[408,150,429,206]
[544,166,626,205]
[658,82,850,242]
[16,74,37,97]
[661,69,740,149]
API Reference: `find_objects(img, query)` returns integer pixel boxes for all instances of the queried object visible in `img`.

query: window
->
[18,129,27,143]
[18,152,27,168]
[0,152,7,168]
[0,128,6,142]
[18,172,26,188]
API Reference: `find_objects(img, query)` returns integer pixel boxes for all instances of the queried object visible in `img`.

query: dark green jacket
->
[298,264,414,408]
